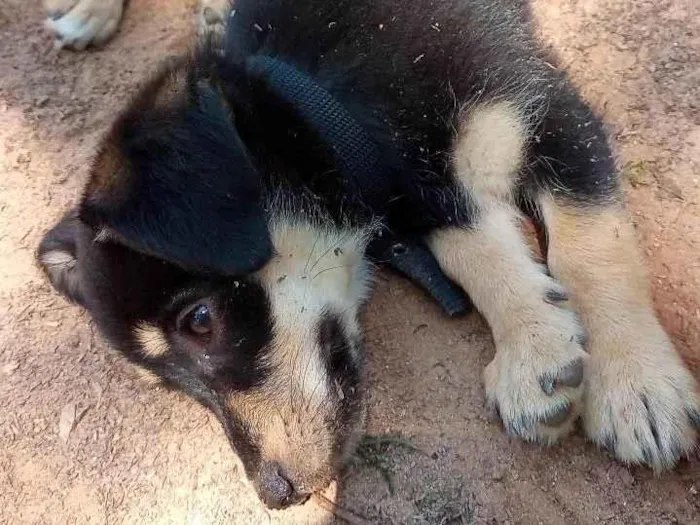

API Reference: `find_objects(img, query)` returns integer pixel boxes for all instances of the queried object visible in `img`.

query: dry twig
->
[311,493,372,525]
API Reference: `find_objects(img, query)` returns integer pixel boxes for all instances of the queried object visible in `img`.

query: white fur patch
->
[454,101,527,199]
[255,220,372,407]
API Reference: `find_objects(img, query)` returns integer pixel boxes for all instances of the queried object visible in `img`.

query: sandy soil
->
[1,1,699,523]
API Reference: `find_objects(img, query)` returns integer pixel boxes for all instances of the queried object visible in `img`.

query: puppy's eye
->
[178,303,213,336]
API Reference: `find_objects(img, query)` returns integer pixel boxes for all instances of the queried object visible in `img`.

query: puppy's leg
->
[532,89,700,470]
[540,197,700,470]
[44,0,124,50]
[429,102,588,443]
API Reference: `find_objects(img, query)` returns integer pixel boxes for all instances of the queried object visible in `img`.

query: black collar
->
[245,55,468,316]
[246,55,388,210]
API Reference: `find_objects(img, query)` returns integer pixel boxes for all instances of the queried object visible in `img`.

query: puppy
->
[39,0,699,510]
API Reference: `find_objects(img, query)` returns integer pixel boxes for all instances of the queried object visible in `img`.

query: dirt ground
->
[1,1,699,523]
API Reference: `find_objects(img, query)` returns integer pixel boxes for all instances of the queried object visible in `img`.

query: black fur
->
[38,0,622,508]
[81,75,273,276]
[200,0,616,231]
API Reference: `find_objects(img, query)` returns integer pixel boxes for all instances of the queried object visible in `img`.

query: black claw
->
[601,432,617,454]
[494,402,502,423]
[649,424,662,453]
[558,359,584,388]
[648,419,663,456]
[539,373,556,396]
[640,395,664,454]
[541,401,571,427]
[576,331,588,348]
[495,405,529,436]
[687,408,700,429]
[47,10,64,21]
[544,289,568,305]
[506,415,533,438]
[633,428,656,466]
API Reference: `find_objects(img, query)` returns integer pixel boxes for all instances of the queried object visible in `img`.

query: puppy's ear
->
[37,210,87,306]
[80,74,273,276]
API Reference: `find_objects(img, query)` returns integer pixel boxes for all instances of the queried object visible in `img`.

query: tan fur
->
[133,323,169,358]
[150,63,190,111]
[86,142,127,199]
[454,102,527,200]
[228,390,336,493]
[225,221,371,490]
[540,195,700,470]
[427,100,586,442]
[126,362,162,388]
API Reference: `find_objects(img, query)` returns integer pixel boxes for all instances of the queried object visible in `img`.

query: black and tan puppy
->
[38,0,699,510]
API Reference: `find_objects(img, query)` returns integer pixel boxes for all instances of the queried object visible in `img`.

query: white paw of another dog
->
[44,0,124,50]
[196,0,231,38]
[584,334,700,472]
[484,286,588,444]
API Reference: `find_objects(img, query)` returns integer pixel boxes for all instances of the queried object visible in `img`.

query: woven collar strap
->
[245,55,385,207]
[244,55,469,317]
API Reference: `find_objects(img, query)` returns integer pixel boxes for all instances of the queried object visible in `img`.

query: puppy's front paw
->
[584,335,700,471]
[44,0,124,50]
[484,287,588,443]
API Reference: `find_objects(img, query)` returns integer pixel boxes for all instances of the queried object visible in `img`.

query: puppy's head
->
[37,60,372,509]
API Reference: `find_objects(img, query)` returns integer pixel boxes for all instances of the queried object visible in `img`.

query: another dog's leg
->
[43,0,230,50]
[196,0,232,39]
[44,0,124,50]
[539,197,700,470]
[428,102,588,443]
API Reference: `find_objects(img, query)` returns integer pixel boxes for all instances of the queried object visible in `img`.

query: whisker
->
[304,230,322,274]
[308,229,355,275]
[311,264,353,281]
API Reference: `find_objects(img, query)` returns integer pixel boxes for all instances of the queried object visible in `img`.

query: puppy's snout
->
[257,461,310,509]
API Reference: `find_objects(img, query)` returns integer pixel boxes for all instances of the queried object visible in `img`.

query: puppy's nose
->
[258,462,306,509]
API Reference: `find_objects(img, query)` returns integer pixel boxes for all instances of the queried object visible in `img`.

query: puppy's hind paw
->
[584,344,700,472]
